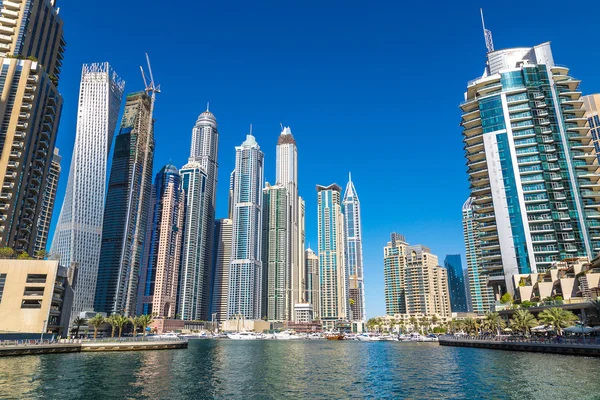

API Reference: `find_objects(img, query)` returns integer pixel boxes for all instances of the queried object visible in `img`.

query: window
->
[0,274,6,303]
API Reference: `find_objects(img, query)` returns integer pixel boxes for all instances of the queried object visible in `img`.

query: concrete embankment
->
[0,340,187,357]
[439,337,600,357]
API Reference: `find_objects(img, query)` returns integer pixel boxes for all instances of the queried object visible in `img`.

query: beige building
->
[513,257,600,303]
[0,0,66,254]
[0,259,73,337]
[582,94,600,155]
[384,234,451,318]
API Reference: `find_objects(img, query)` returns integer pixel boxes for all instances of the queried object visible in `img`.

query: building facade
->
[443,255,468,313]
[461,42,600,300]
[210,218,233,322]
[95,91,154,316]
[462,197,494,314]
[178,109,219,321]
[35,147,60,253]
[0,0,66,254]
[582,94,600,159]
[317,184,348,330]
[383,234,451,318]
[305,247,320,320]
[139,165,183,318]
[228,133,264,320]
[51,63,124,321]
[342,174,366,322]
[262,183,289,321]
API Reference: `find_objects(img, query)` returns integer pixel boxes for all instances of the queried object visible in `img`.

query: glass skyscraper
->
[443,255,468,313]
[95,91,155,316]
[228,133,264,320]
[342,174,366,322]
[51,63,124,320]
[582,94,600,160]
[461,42,600,300]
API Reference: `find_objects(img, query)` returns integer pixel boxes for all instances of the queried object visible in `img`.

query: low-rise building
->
[150,318,185,334]
[294,303,313,322]
[0,259,73,338]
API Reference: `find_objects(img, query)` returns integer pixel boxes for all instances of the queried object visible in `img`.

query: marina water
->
[1,340,599,399]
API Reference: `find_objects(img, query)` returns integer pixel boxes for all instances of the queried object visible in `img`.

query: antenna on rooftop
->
[280,122,284,132]
[480,8,494,54]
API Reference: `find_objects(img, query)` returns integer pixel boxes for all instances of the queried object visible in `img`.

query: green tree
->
[538,307,578,335]
[106,314,119,338]
[115,315,129,338]
[17,251,31,260]
[500,292,513,304]
[409,316,418,333]
[0,247,15,259]
[463,318,480,335]
[129,316,141,337]
[89,314,105,339]
[510,309,537,335]
[366,318,378,332]
[483,312,505,335]
[34,250,47,260]
[431,315,440,328]
[138,314,155,337]
[419,316,430,334]
[72,317,87,338]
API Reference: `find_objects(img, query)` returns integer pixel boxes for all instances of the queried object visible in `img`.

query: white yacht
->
[227,332,258,340]
[274,330,301,340]
[357,333,382,342]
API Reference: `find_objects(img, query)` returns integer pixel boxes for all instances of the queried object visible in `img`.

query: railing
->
[0,336,187,347]
[443,334,600,346]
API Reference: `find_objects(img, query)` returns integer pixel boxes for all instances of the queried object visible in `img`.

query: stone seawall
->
[439,337,600,357]
[0,340,187,357]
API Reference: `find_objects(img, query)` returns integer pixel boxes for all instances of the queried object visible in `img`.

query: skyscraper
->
[305,247,320,320]
[178,109,219,321]
[228,133,264,320]
[462,197,493,314]
[262,183,289,321]
[461,41,600,300]
[35,148,60,253]
[95,91,155,316]
[211,218,233,322]
[443,255,468,313]
[383,233,451,318]
[582,94,600,158]
[139,165,184,318]
[0,0,66,254]
[342,173,366,322]
[51,63,124,320]
[317,184,348,330]
[275,126,305,319]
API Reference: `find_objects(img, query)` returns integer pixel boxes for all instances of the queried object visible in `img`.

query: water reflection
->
[0,341,599,399]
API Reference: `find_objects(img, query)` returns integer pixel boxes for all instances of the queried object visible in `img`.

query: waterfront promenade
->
[0,337,188,357]
[439,335,600,357]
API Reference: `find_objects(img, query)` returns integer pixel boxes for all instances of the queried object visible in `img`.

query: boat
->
[308,333,323,340]
[326,333,344,340]
[357,333,383,342]
[155,332,182,340]
[274,330,301,340]
[227,332,258,340]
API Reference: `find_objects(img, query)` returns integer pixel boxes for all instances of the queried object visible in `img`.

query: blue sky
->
[50,0,600,318]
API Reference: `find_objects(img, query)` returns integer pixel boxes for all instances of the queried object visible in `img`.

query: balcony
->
[0,17,17,27]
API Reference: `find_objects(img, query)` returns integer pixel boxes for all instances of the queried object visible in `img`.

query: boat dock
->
[439,336,600,357]
[0,338,188,357]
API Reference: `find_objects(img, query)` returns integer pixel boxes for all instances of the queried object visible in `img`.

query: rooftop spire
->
[480,8,494,54]
[207,102,210,112]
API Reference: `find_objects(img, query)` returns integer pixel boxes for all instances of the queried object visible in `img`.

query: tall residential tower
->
[51,63,124,320]
[461,42,600,299]
[211,218,233,322]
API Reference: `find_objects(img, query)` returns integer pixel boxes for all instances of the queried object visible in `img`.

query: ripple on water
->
[1,341,600,399]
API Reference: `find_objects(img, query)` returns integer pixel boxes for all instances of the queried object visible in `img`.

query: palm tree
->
[483,312,505,336]
[463,318,479,335]
[538,307,578,335]
[106,314,119,338]
[115,315,129,339]
[409,316,418,333]
[138,314,155,337]
[129,316,140,337]
[420,316,430,334]
[510,309,537,335]
[72,317,88,338]
[431,315,439,329]
[89,314,105,339]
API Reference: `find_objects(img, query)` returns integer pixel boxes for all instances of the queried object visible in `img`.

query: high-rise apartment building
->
[317,184,348,330]
[305,247,319,320]
[95,91,155,316]
[51,63,123,320]
[228,133,264,320]
[138,165,183,318]
[462,197,494,314]
[342,174,365,322]
[275,126,305,319]
[178,109,219,321]
[0,0,66,254]
[582,94,600,158]
[262,183,289,321]
[211,218,232,322]
[443,255,468,313]
[383,234,451,318]
[35,147,60,253]
[461,41,600,299]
